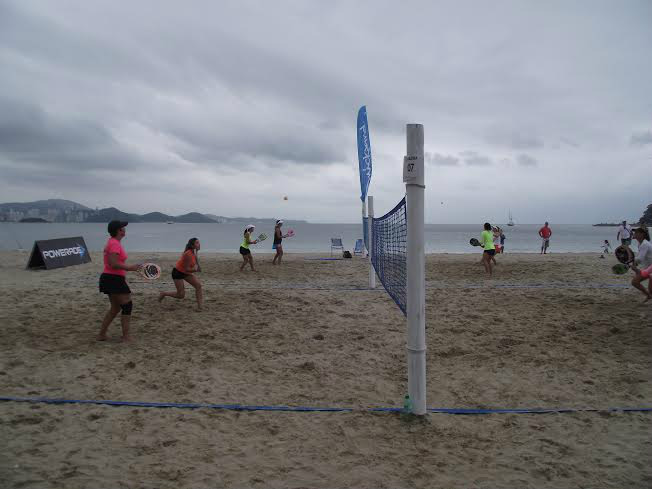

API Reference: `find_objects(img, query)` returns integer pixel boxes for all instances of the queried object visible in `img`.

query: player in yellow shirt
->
[480,222,496,277]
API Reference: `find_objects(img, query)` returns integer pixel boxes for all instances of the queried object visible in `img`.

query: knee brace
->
[120,301,133,316]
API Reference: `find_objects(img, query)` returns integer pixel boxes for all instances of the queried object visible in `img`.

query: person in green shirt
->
[480,222,496,277]
[239,225,259,271]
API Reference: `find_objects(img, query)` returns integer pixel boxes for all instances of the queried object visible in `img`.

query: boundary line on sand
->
[1,397,650,415]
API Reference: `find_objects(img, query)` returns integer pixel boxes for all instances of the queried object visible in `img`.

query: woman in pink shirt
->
[98,220,141,342]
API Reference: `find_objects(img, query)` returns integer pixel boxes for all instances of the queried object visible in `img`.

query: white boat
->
[507,211,515,227]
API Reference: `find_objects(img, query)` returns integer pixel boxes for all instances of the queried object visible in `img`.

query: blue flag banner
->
[357,106,372,202]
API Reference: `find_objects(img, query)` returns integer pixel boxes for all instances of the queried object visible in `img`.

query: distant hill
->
[84,208,217,223]
[141,212,173,223]
[84,207,143,223]
[0,199,91,212]
[175,212,216,223]
[0,199,307,223]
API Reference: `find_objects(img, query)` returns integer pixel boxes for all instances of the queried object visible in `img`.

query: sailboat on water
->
[507,211,515,227]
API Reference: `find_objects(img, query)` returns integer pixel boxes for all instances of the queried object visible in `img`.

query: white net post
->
[403,124,426,415]
[367,195,376,289]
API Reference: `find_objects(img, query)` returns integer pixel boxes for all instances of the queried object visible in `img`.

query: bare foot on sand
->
[121,335,133,343]
[158,292,165,302]
[97,335,108,341]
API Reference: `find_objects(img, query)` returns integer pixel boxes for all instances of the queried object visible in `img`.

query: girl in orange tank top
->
[158,238,203,311]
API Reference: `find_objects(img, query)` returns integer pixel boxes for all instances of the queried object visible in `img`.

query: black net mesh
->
[371,196,407,316]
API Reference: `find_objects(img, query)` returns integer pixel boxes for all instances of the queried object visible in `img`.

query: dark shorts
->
[622,238,632,246]
[171,267,188,280]
[484,249,496,256]
[239,246,251,256]
[272,242,282,250]
[99,273,131,295]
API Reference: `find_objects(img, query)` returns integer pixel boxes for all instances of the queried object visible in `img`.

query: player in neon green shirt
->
[480,222,496,277]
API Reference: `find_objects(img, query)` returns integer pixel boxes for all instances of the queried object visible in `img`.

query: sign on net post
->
[26,237,92,270]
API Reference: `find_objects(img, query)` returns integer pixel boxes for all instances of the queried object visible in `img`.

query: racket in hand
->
[140,263,161,280]
[257,233,268,242]
[469,238,481,247]
[614,245,633,265]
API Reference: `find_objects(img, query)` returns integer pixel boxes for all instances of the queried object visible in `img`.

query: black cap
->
[108,220,128,236]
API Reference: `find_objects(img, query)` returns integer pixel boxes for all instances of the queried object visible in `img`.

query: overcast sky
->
[1,0,650,223]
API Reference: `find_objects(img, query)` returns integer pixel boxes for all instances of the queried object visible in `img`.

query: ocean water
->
[0,222,622,254]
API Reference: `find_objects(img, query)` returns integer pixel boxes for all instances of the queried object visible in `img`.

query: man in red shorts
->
[538,221,552,254]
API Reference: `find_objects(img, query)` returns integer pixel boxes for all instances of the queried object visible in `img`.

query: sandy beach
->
[1,250,651,488]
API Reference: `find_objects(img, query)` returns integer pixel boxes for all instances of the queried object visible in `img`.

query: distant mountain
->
[84,207,143,223]
[0,199,306,223]
[141,212,173,222]
[0,199,91,212]
[175,212,216,223]
[84,208,217,223]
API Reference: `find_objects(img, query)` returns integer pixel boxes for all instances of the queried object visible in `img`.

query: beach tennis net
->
[371,196,407,315]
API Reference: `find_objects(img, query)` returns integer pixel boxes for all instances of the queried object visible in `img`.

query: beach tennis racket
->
[139,263,161,280]
[286,229,295,237]
[614,245,634,265]
[257,233,268,242]
[469,238,481,247]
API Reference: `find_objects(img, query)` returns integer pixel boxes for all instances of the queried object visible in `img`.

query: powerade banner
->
[357,105,373,202]
[26,237,91,270]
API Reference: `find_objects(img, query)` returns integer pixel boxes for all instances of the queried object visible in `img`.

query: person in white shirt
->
[630,227,652,301]
[617,220,632,248]
[600,240,611,258]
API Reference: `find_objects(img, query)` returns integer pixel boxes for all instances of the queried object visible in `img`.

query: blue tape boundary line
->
[1,397,650,415]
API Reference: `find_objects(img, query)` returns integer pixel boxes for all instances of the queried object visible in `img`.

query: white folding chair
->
[330,237,343,256]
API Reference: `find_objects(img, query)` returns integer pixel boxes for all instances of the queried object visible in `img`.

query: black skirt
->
[99,273,131,295]
[239,246,251,255]
[172,267,188,280]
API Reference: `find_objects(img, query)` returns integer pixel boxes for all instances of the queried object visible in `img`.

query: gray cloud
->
[0,1,650,223]
[517,154,538,167]
[425,152,459,166]
[630,130,652,146]
[460,151,493,166]
[0,97,144,172]
[486,129,544,149]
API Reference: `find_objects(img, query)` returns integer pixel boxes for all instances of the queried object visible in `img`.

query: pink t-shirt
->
[103,237,127,276]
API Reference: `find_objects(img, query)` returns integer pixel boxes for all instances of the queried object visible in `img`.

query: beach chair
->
[330,237,343,256]
[353,238,364,256]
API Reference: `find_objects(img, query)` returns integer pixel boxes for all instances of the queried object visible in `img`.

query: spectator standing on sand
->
[617,220,632,248]
[538,222,552,254]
